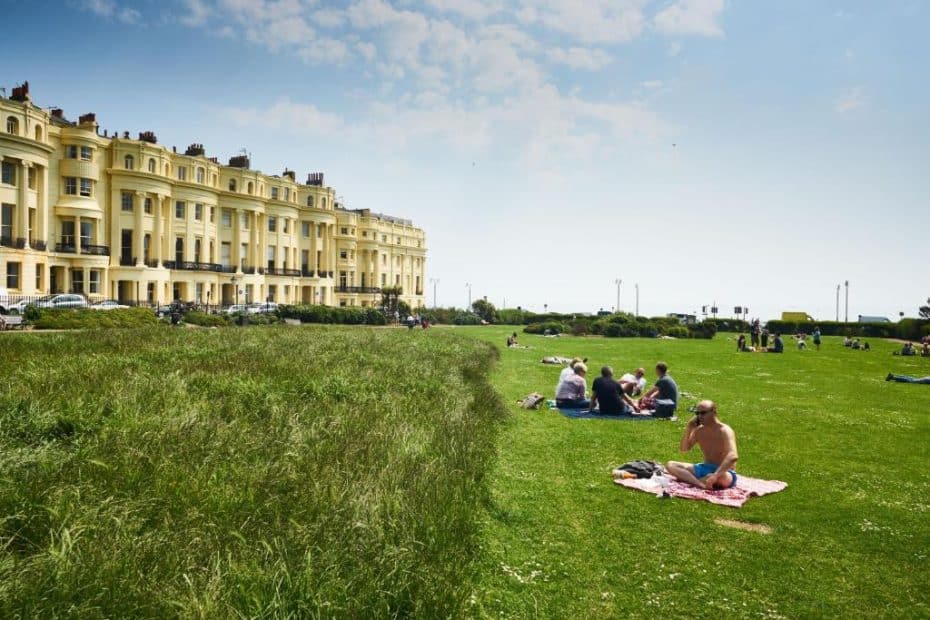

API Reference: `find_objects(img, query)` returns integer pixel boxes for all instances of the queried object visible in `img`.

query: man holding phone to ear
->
[666,401,739,490]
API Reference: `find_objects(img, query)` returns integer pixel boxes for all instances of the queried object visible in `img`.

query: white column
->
[232,208,242,271]
[18,161,31,247]
[75,215,82,255]
[134,191,145,266]
[153,194,163,266]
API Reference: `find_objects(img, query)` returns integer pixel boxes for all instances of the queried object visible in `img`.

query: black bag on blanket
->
[615,460,663,479]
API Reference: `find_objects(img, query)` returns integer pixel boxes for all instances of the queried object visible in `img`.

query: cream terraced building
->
[0,83,426,309]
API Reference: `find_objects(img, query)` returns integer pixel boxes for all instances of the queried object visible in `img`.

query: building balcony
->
[162,260,223,272]
[119,256,136,266]
[145,259,160,268]
[265,267,302,277]
[54,242,110,256]
[242,265,257,275]
[337,286,382,294]
[219,264,237,273]
[0,235,13,248]
[15,237,27,249]
[301,268,315,277]
[30,239,47,251]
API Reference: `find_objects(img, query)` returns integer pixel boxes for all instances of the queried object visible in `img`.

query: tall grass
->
[0,327,505,617]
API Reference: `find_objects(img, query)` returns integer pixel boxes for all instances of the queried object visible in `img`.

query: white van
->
[0,287,13,314]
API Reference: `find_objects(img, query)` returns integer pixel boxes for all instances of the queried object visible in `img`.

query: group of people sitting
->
[554,358,679,418]
[894,341,929,356]
[736,332,784,353]
[841,336,871,351]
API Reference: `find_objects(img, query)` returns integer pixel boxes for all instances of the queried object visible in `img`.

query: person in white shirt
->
[620,368,647,396]
[556,357,586,395]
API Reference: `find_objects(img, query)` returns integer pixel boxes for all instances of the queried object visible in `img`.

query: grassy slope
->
[461,326,930,619]
[0,327,505,618]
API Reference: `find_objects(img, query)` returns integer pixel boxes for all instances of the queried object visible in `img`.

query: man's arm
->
[679,419,700,453]
[589,390,598,412]
[641,386,658,400]
[621,391,638,411]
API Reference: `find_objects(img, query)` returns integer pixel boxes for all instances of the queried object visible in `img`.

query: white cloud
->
[79,0,141,24]
[835,87,866,114]
[423,0,501,21]
[667,41,682,56]
[525,0,649,44]
[641,80,664,89]
[547,46,612,70]
[654,0,725,37]
[313,8,346,28]
[179,0,210,26]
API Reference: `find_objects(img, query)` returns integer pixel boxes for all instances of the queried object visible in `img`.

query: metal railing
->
[0,235,13,247]
[301,268,315,277]
[30,239,46,250]
[119,256,136,266]
[337,286,382,294]
[162,261,224,272]
[265,267,301,276]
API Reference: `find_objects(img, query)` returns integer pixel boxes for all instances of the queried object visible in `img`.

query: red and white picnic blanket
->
[614,474,787,508]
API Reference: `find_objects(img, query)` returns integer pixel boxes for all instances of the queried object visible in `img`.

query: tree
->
[919,297,930,320]
[471,299,497,323]
[380,286,402,319]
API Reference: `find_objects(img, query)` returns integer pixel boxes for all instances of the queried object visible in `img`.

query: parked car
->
[91,299,130,310]
[248,302,279,315]
[8,294,89,313]
[224,304,251,315]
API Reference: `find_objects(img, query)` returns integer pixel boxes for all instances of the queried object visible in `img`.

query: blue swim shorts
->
[694,462,737,488]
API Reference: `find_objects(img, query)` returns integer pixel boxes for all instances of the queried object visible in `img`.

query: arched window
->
[322,197,327,209]
[247,181,253,194]
[164,163,170,176]
[307,195,314,208]
[6,116,19,135]
[34,125,42,141]
[228,178,237,192]
[124,154,134,170]
[196,167,205,183]
[148,158,156,173]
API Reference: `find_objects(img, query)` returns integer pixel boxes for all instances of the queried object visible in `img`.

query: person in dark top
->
[590,366,639,415]
[767,333,784,353]
[637,362,679,417]
[737,334,747,352]
[760,328,769,349]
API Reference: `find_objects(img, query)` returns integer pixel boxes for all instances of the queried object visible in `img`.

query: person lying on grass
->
[590,366,640,415]
[555,362,591,409]
[666,401,739,490]
[886,373,930,384]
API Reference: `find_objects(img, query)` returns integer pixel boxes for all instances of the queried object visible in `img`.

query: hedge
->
[523,313,717,339]
[183,311,229,327]
[763,319,929,340]
[278,304,387,326]
[27,307,160,330]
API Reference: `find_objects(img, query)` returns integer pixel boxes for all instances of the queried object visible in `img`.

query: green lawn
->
[1,325,928,617]
[455,326,930,618]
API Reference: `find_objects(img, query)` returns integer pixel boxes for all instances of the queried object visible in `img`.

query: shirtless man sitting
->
[666,400,739,490]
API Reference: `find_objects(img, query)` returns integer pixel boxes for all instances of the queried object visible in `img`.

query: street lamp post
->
[429,277,439,308]
[844,280,849,323]
[635,283,639,317]
[836,284,840,322]
[465,282,472,310]
[614,278,622,313]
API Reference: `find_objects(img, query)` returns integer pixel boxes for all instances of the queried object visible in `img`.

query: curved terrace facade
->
[0,82,426,309]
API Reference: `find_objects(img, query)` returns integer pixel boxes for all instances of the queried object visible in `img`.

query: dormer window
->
[229,178,237,192]
[124,154,134,170]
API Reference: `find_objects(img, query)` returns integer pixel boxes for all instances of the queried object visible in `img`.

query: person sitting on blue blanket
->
[590,366,640,415]
[555,362,590,409]
[636,362,678,417]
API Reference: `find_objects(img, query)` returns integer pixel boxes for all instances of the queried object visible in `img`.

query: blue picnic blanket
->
[546,400,655,420]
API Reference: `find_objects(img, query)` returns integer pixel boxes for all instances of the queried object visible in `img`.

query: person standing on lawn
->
[812,327,822,350]
[666,401,739,490]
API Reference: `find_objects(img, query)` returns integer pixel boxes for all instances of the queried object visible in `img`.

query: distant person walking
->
[812,327,822,350]
[750,320,761,349]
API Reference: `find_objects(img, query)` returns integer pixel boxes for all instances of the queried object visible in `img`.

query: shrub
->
[278,304,388,325]
[524,321,568,335]
[183,311,229,327]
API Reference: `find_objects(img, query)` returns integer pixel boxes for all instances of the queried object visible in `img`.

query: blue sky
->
[4,0,928,319]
